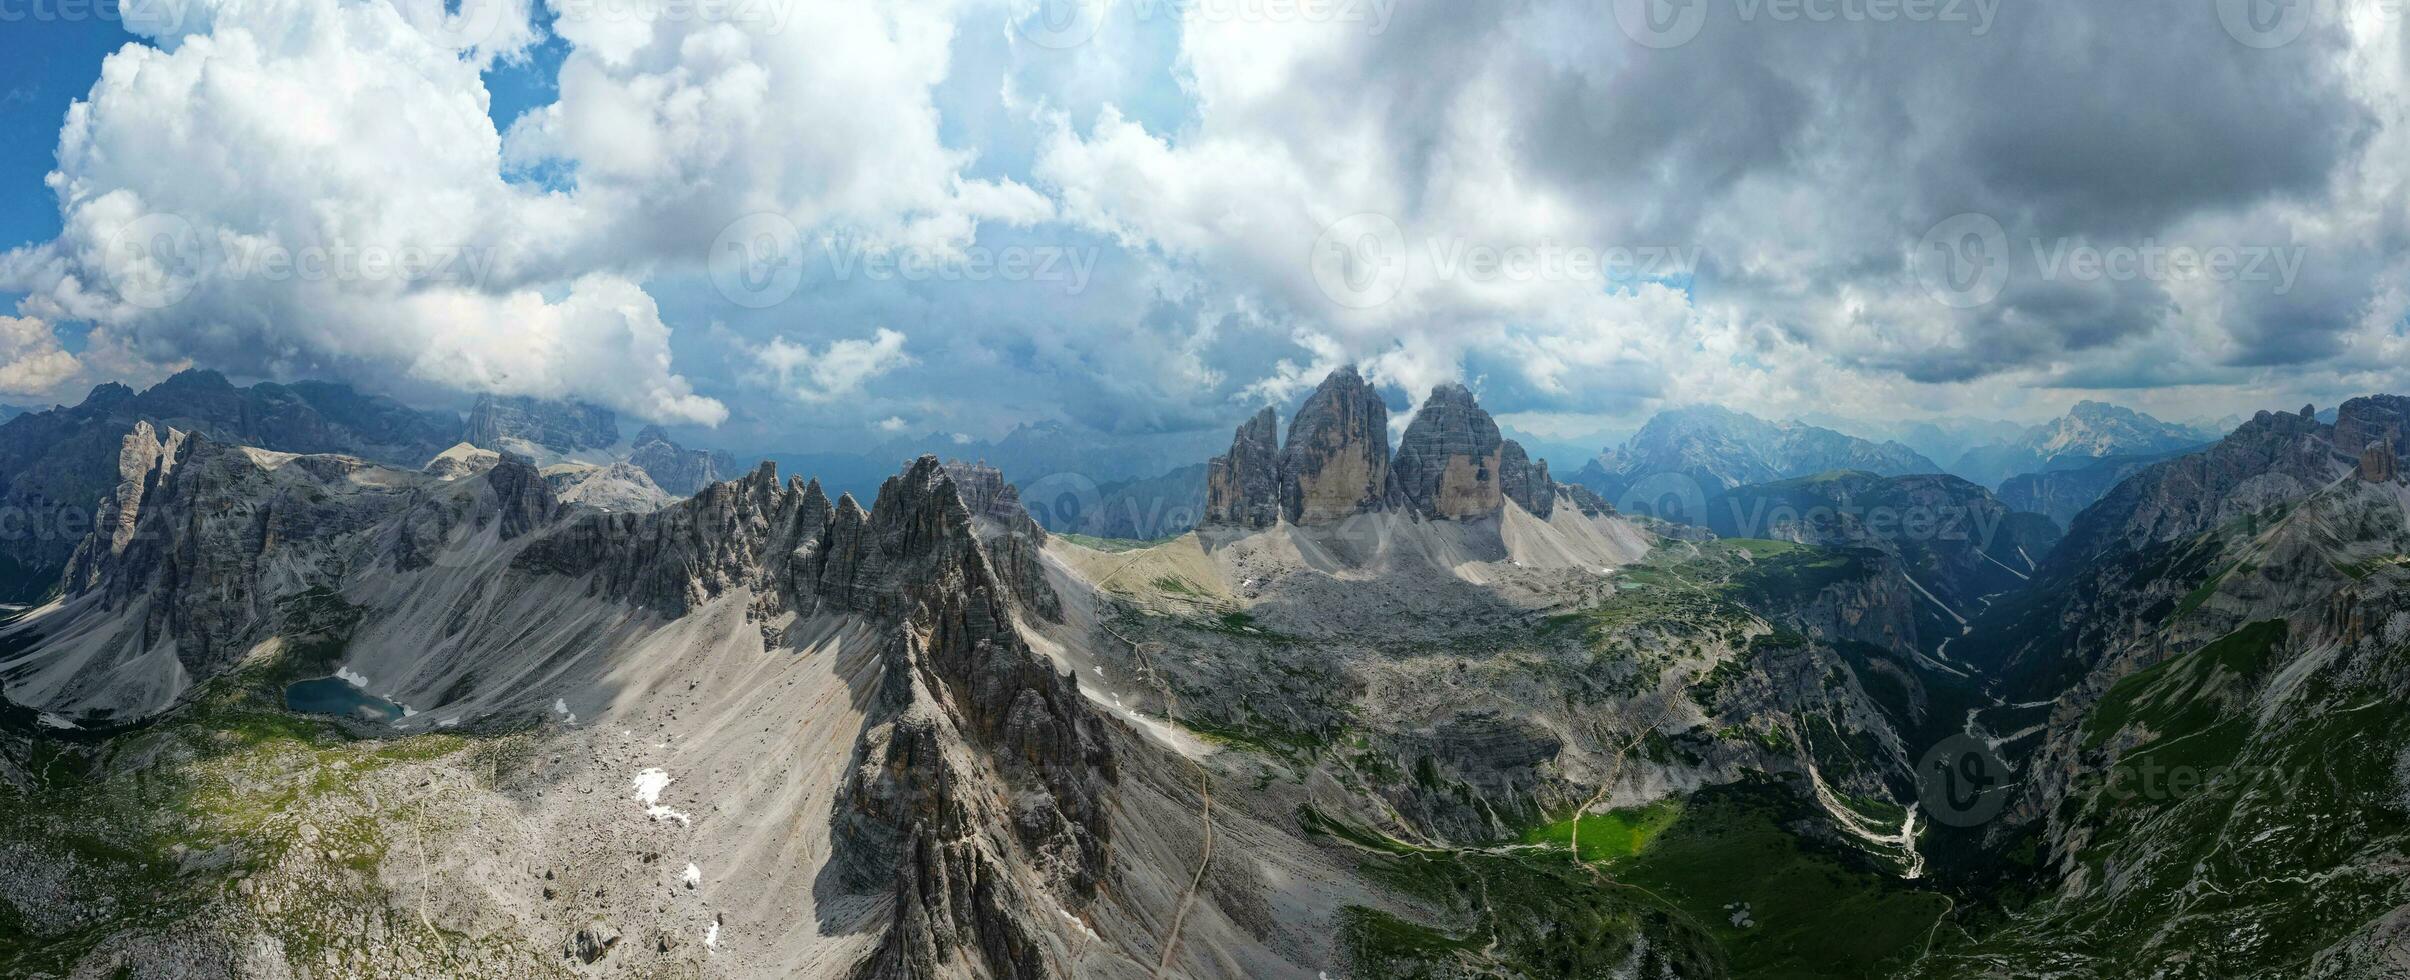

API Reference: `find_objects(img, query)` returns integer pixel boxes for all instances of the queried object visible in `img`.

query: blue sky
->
[0,0,2401,460]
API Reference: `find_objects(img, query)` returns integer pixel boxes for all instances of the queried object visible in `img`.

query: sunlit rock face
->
[1278,366,1394,526]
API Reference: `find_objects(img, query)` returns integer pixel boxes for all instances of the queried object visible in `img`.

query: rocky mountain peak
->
[1278,366,1394,524]
[1500,440,1554,518]
[1393,382,1507,521]
[1200,368,1576,529]
[463,394,619,457]
[1203,405,1282,528]
[2358,441,2398,483]
[625,425,737,497]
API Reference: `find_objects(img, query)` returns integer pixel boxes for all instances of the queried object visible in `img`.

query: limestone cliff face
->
[1500,442,1554,519]
[1203,406,1281,528]
[0,370,460,602]
[1198,367,1577,530]
[463,394,618,456]
[941,460,1064,623]
[831,460,1115,980]
[1392,383,1506,521]
[2360,441,2399,483]
[57,429,552,694]
[625,425,736,496]
[2333,395,2410,463]
[1278,366,1394,525]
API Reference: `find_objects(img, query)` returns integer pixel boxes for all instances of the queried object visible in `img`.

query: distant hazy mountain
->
[1950,400,2214,488]
[1059,463,1207,540]
[462,393,621,459]
[1994,449,2191,529]
[745,421,1230,509]
[1799,413,2025,473]
[1568,405,1941,521]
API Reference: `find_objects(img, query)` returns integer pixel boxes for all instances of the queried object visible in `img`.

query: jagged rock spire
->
[1393,382,1507,521]
[1277,365,1394,525]
[1203,406,1281,528]
[1500,440,1554,519]
[1198,366,1576,529]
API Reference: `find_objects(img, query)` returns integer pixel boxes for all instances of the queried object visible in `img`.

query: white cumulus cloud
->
[752,327,913,403]
[0,318,84,399]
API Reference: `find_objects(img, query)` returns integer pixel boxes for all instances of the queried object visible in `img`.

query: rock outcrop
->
[0,370,460,601]
[553,460,674,513]
[1197,368,1582,530]
[1278,366,1395,525]
[830,459,1114,980]
[1391,383,1506,521]
[1203,406,1281,528]
[1500,442,1554,519]
[2360,441,2399,484]
[464,394,619,457]
[626,425,736,496]
[44,428,552,710]
[941,460,1064,623]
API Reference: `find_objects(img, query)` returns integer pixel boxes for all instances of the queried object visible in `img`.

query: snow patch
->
[704,917,721,950]
[1057,905,1099,941]
[681,863,702,888]
[631,768,693,826]
[553,698,578,726]
[335,666,370,688]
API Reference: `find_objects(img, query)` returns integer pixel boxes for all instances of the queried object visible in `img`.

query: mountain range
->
[0,375,754,604]
[2,371,2407,977]
[1947,400,2217,489]
[1567,406,1941,522]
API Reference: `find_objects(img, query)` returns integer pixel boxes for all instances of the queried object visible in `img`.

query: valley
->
[0,374,2406,978]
